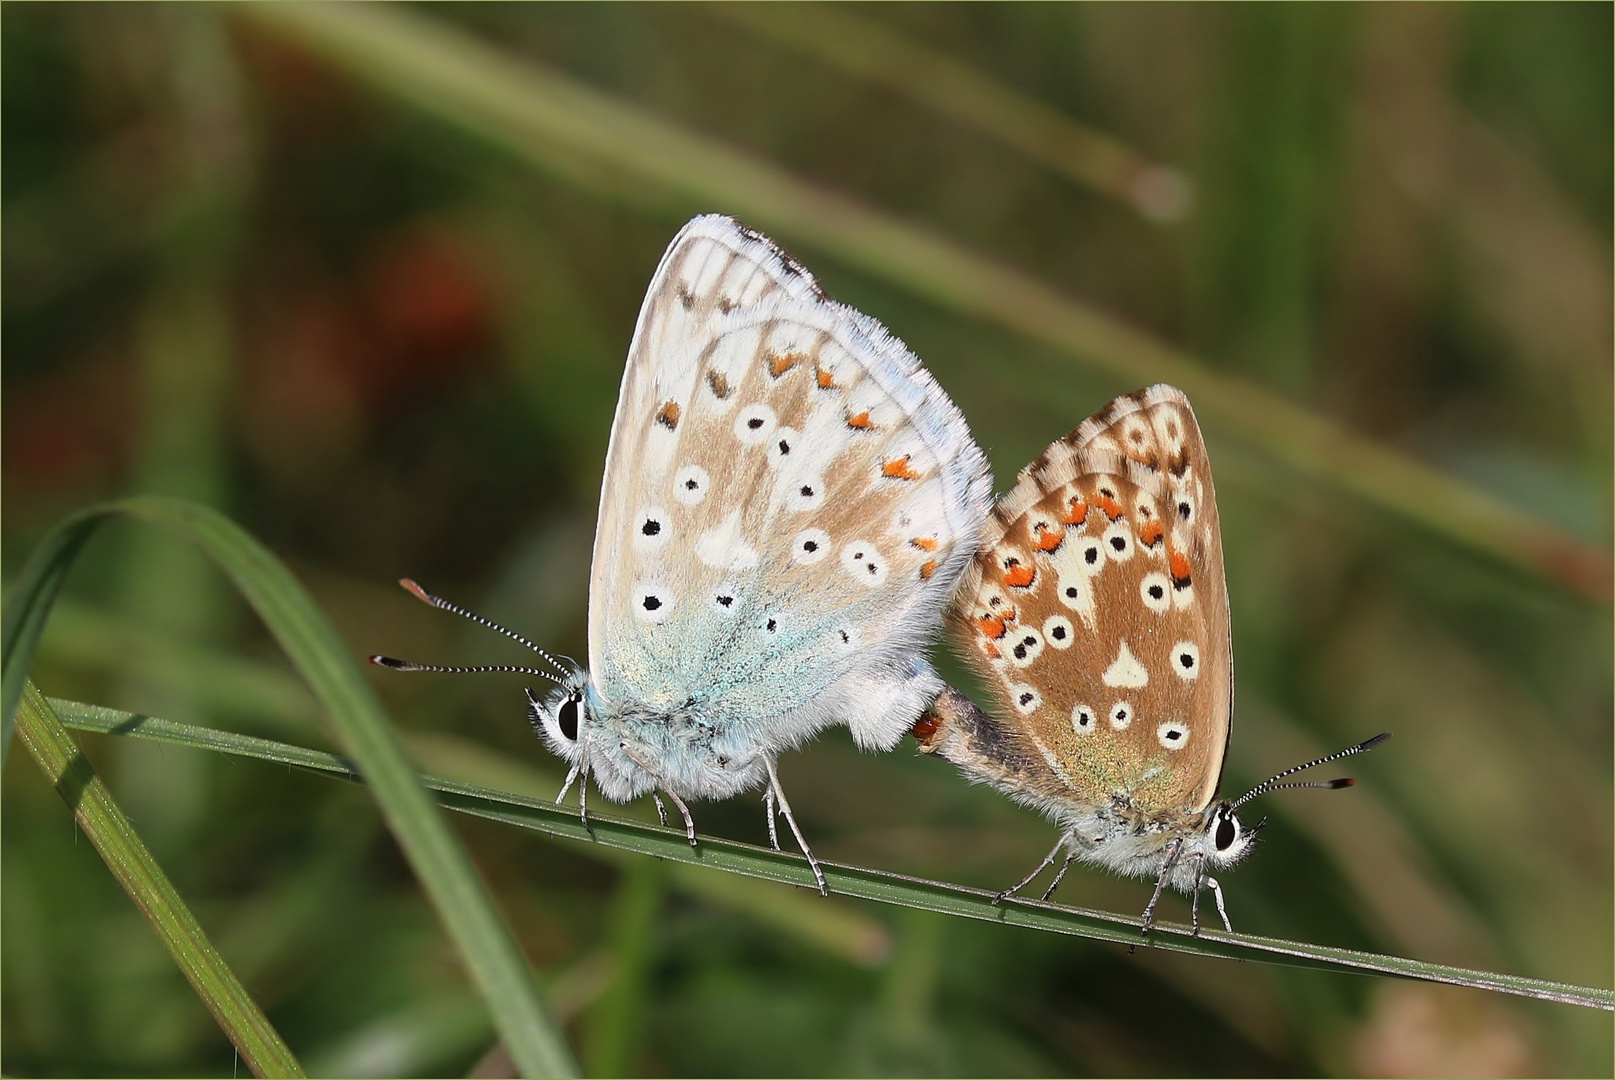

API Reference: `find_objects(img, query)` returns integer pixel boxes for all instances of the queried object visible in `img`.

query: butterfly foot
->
[990,890,1011,907]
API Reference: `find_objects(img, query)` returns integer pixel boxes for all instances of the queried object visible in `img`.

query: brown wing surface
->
[946,385,1232,816]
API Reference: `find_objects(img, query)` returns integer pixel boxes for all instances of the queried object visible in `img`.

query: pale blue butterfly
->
[376,215,991,891]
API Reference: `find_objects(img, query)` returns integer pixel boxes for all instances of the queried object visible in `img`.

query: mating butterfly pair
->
[374,216,1385,933]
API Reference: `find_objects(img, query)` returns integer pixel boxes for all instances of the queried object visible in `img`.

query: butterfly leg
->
[578,762,591,831]
[652,792,670,829]
[1039,850,1080,902]
[557,763,581,805]
[994,834,1067,905]
[1139,838,1186,940]
[763,787,781,852]
[663,786,697,845]
[1205,875,1232,933]
[618,743,694,844]
[1187,853,1207,936]
[765,757,828,897]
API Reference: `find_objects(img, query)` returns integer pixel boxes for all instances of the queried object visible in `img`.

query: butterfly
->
[376,214,991,893]
[913,384,1388,933]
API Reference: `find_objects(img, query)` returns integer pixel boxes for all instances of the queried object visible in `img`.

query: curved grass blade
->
[704,4,1193,221]
[236,2,1610,602]
[53,696,1615,1013]
[14,684,306,1078]
[1,499,576,1079]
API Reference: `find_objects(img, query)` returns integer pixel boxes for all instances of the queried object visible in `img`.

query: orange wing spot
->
[767,351,804,377]
[982,641,1002,660]
[977,615,1008,639]
[655,401,680,429]
[815,364,837,389]
[911,713,939,743]
[1168,547,1193,586]
[882,455,922,480]
[919,559,938,580]
[1139,519,1164,548]
[1094,492,1125,520]
[1034,526,1064,552]
[1004,563,1036,589]
[1064,499,1089,526]
[909,537,939,552]
[846,410,874,430]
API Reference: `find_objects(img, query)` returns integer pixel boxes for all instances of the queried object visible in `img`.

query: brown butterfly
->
[915,384,1388,934]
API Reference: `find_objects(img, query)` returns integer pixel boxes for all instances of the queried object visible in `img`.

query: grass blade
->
[2,499,577,1078]
[13,684,306,1078]
[704,4,1193,221]
[52,695,1615,1013]
[238,1,1609,601]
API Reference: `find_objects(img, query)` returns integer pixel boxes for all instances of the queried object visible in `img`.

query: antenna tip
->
[1329,777,1356,789]
[398,578,432,604]
[1361,732,1393,751]
[370,654,409,668]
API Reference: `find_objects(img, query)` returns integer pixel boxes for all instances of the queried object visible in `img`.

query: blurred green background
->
[4,3,1610,1076]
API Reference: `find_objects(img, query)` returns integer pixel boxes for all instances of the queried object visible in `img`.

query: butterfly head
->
[528,675,594,768]
[1198,802,1264,870]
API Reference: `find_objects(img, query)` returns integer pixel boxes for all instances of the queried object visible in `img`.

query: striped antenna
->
[395,578,572,677]
[1230,732,1391,811]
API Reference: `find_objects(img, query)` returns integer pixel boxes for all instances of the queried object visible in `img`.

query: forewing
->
[950,385,1231,815]
[589,215,991,745]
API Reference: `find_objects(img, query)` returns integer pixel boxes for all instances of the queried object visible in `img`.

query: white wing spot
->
[1071,703,1097,734]
[696,510,759,572]
[734,403,777,445]
[1011,684,1043,715]
[1139,572,1172,613]
[790,528,831,564]
[1073,538,1105,573]
[631,582,675,624]
[840,542,889,587]
[767,426,800,469]
[673,464,710,506]
[1042,614,1075,649]
[1108,701,1133,730]
[831,624,861,654]
[632,506,672,551]
[1157,721,1190,750]
[708,587,740,615]
[1102,521,1135,562]
[786,476,826,512]
[1006,627,1044,668]
[1102,640,1149,688]
[1171,641,1201,680]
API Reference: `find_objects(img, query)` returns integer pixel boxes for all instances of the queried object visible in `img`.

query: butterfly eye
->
[556,694,581,742]
[1215,813,1239,852]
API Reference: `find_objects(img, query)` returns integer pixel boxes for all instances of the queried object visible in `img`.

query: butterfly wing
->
[944,385,1232,817]
[588,215,991,755]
